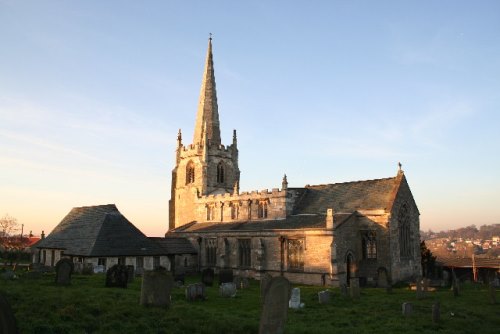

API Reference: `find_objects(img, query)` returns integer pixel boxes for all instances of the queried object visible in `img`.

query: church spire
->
[193,35,221,147]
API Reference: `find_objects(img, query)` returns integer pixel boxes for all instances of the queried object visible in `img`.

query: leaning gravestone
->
[140,270,174,307]
[259,276,291,334]
[185,283,206,301]
[220,282,237,297]
[126,265,135,283]
[318,290,333,304]
[432,301,440,323]
[289,287,302,309]
[105,264,129,288]
[219,268,234,285]
[349,278,360,299]
[402,302,413,317]
[201,268,215,287]
[0,293,19,334]
[55,258,74,285]
[260,273,273,305]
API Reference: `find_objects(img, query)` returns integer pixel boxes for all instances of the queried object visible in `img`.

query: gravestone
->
[201,268,214,286]
[140,270,174,307]
[55,258,74,285]
[73,262,83,274]
[174,267,185,285]
[416,277,423,299]
[0,293,19,334]
[318,290,333,304]
[349,278,360,299]
[340,283,348,297]
[260,273,273,305]
[1,270,17,281]
[185,283,206,301]
[220,282,237,297]
[432,301,440,323]
[219,268,234,285]
[105,264,128,288]
[259,276,291,334]
[126,265,135,283]
[489,281,497,304]
[82,263,94,275]
[402,302,413,317]
[377,267,389,288]
[289,287,302,309]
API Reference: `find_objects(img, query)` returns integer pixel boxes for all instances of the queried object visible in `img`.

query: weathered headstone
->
[318,290,333,304]
[140,270,174,307]
[416,277,423,299]
[105,264,128,288]
[349,278,360,299]
[55,258,74,285]
[126,265,135,283]
[340,283,348,297]
[201,268,214,286]
[489,281,497,304]
[432,301,440,323]
[185,283,206,301]
[219,268,233,285]
[260,273,273,304]
[289,287,302,309]
[0,293,19,334]
[402,302,413,317]
[174,267,185,285]
[259,276,291,334]
[220,282,237,297]
[377,267,389,288]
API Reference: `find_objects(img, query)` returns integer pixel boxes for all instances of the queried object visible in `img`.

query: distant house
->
[34,204,183,271]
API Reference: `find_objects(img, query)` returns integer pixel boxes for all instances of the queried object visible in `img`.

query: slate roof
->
[292,176,399,214]
[35,204,167,257]
[149,237,197,254]
[436,256,500,269]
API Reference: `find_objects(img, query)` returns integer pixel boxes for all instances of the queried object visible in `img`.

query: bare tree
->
[0,214,19,239]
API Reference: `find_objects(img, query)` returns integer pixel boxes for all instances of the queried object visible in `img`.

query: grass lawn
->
[1,270,499,333]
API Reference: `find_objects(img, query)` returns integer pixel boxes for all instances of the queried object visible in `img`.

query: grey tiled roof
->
[293,177,399,214]
[35,204,167,257]
[149,237,197,254]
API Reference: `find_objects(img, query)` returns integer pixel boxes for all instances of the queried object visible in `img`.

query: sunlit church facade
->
[166,38,421,286]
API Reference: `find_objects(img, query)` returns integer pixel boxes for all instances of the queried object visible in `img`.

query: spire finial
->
[282,174,288,190]
[398,162,404,175]
[209,32,213,41]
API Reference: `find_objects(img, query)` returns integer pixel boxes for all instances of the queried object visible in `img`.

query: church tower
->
[169,37,240,230]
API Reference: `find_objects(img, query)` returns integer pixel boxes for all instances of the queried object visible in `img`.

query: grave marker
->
[289,287,302,309]
[260,273,273,305]
[219,268,233,285]
[220,282,237,297]
[318,290,333,304]
[402,302,413,317]
[140,270,174,307]
[55,258,74,286]
[201,268,214,286]
[432,301,440,323]
[0,293,19,334]
[259,276,290,334]
[186,283,206,301]
[349,278,360,299]
[105,264,128,288]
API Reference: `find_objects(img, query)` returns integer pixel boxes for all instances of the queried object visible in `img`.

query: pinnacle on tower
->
[193,36,221,146]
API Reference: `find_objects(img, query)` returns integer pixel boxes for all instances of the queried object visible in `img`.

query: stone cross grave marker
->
[432,301,440,323]
[349,278,360,299]
[185,283,206,301]
[201,268,214,287]
[219,268,233,286]
[220,282,237,297]
[260,273,273,305]
[318,290,333,304]
[105,264,128,288]
[0,293,19,334]
[55,258,74,286]
[259,276,291,334]
[289,287,302,309]
[402,302,413,317]
[140,270,174,307]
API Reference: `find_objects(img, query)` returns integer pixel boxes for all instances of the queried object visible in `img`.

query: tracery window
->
[238,239,251,268]
[217,161,225,184]
[186,161,195,184]
[362,231,377,259]
[398,203,412,258]
[230,202,240,220]
[206,238,217,266]
[287,238,304,271]
[257,201,268,219]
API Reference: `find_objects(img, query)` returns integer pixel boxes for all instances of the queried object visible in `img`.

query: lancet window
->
[238,239,251,268]
[287,238,304,271]
[205,238,217,266]
[362,231,377,259]
[257,201,268,219]
[217,161,225,184]
[186,161,195,184]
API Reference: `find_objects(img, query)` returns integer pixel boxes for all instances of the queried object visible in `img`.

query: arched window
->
[362,231,377,259]
[238,239,251,268]
[258,201,268,219]
[205,238,217,266]
[398,203,412,258]
[287,238,304,271]
[186,161,195,185]
[206,204,216,221]
[230,202,240,220]
[217,161,225,184]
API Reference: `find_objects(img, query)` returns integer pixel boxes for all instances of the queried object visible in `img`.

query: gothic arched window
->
[258,201,268,219]
[205,238,217,266]
[362,231,377,259]
[287,238,304,271]
[217,161,225,184]
[398,203,412,258]
[186,161,195,185]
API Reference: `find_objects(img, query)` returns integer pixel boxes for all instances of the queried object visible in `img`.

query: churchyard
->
[1,268,498,334]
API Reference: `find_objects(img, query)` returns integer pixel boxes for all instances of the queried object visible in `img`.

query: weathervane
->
[209,32,213,40]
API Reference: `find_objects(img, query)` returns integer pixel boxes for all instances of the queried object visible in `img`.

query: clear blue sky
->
[1,0,499,236]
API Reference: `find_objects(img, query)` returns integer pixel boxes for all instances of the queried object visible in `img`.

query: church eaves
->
[193,36,221,146]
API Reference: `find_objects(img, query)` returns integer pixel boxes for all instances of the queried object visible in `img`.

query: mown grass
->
[1,271,499,334]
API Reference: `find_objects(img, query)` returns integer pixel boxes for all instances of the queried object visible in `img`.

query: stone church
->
[166,38,421,286]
